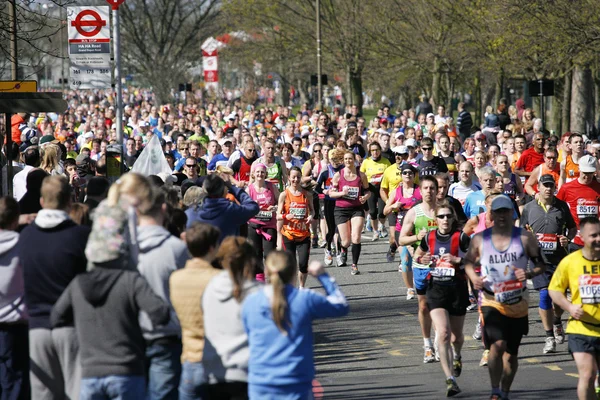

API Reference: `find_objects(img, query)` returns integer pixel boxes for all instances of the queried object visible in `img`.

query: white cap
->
[83,131,94,139]
[395,131,405,139]
[163,136,172,143]
[392,145,408,155]
[138,120,148,128]
[579,154,597,173]
[405,138,417,148]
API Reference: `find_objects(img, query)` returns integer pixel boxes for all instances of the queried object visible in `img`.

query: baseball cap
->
[395,131,405,139]
[538,174,556,186]
[163,136,172,143]
[401,163,417,173]
[83,131,94,139]
[139,121,148,128]
[579,154,597,173]
[379,118,389,124]
[220,137,233,146]
[426,113,435,119]
[405,138,417,148]
[39,135,58,146]
[392,145,408,155]
[491,195,513,211]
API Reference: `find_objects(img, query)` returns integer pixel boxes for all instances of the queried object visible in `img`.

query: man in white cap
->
[557,154,600,252]
[404,138,420,165]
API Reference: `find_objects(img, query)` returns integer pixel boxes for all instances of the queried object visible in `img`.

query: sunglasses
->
[421,147,432,151]
[436,214,453,219]
[247,149,256,152]
[180,147,189,150]
[402,171,414,175]
[185,164,196,168]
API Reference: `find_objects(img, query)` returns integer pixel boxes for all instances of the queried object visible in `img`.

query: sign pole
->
[539,79,544,131]
[111,4,124,174]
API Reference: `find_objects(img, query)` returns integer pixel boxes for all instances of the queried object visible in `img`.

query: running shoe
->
[446,378,461,397]
[472,320,482,341]
[379,229,388,238]
[543,337,556,354]
[351,264,360,275]
[423,346,435,363]
[340,250,347,266]
[554,322,565,344]
[371,231,379,241]
[480,349,489,367]
[406,288,416,300]
[312,237,319,249]
[386,248,396,263]
[318,240,327,248]
[452,357,462,377]
[324,249,333,266]
[365,217,373,232]
[466,295,478,311]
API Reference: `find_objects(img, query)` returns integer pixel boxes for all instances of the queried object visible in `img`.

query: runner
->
[437,134,465,183]
[464,195,546,400]
[510,134,527,181]
[521,174,576,354]
[383,164,422,300]
[413,201,471,397]
[360,142,391,241]
[417,137,448,178]
[301,142,326,248]
[247,163,279,281]
[549,217,600,400]
[514,132,545,184]
[463,167,497,219]
[253,138,288,192]
[277,167,314,288]
[329,151,371,275]
[449,161,481,206]
[559,132,584,188]
[524,148,560,197]
[399,176,439,362]
[496,154,523,205]
[435,172,468,229]
[556,154,600,252]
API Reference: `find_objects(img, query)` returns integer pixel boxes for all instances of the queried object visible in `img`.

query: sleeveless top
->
[236,157,252,183]
[265,160,284,191]
[281,188,310,241]
[462,151,475,166]
[565,154,580,183]
[480,227,530,318]
[425,230,465,285]
[502,173,519,200]
[393,186,422,230]
[475,212,488,235]
[532,163,560,193]
[441,152,457,183]
[412,204,438,269]
[247,182,277,229]
[336,168,362,209]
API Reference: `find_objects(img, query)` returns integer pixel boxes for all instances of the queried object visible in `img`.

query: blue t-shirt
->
[463,190,519,219]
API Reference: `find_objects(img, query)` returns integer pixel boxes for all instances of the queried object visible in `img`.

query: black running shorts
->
[427,280,470,316]
[481,306,528,355]
[334,206,365,225]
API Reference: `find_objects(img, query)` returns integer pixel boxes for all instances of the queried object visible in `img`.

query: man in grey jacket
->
[137,189,190,400]
[0,197,28,399]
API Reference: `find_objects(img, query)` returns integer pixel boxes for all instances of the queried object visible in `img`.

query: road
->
[306,234,579,399]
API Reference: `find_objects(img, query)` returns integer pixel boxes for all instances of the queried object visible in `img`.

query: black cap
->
[538,174,556,186]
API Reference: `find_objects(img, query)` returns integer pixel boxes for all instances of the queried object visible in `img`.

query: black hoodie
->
[50,267,169,378]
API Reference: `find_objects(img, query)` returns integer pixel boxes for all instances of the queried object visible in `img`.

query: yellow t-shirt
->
[381,164,403,195]
[549,250,600,337]
[360,157,390,185]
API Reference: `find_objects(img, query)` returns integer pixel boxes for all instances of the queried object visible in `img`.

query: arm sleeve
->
[459,232,471,253]
[231,158,242,173]
[134,273,170,327]
[452,198,468,227]
[50,282,74,328]
[308,273,349,319]
[419,236,429,252]
[315,170,328,194]
[437,158,448,172]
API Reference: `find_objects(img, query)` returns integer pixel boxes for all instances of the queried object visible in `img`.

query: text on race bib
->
[371,173,383,184]
[256,211,273,221]
[430,259,456,281]
[493,279,523,305]
[537,233,558,252]
[343,186,360,200]
[290,207,306,219]
[579,275,600,304]
[577,203,598,217]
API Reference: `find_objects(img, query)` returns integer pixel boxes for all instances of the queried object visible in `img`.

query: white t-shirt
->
[13,165,33,201]
[448,181,481,206]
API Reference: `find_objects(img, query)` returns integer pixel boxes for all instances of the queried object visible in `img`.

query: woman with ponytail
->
[242,252,349,400]
[202,237,262,400]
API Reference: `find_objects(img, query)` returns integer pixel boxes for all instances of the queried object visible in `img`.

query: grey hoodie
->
[137,225,190,341]
[202,271,261,384]
[0,230,27,323]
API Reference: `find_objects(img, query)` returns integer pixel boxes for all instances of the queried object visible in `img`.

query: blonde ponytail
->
[265,251,297,333]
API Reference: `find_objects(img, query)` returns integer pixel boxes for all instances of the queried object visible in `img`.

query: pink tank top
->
[336,168,362,208]
[394,186,422,230]
[474,212,488,235]
[248,182,277,228]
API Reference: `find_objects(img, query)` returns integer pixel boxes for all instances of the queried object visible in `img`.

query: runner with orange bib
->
[524,148,560,197]
[559,132,585,188]
[277,166,314,288]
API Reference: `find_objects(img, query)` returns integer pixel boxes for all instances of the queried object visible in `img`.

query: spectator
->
[456,103,473,141]
[83,176,110,211]
[2,142,23,196]
[169,222,222,400]
[0,197,29,399]
[19,176,91,399]
[137,189,190,400]
[202,237,262,399]
[18,168,49,215]
[13,146,40,201]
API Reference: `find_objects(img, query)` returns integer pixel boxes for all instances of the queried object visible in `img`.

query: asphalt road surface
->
[305,234,580,400]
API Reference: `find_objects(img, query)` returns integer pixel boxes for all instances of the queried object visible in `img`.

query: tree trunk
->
[571,65,594,134]
[562,70,572,133]
[474,71,482,128]
[431,56,441,110]
[594,66,600,135]
[494,68,504,108]
[349,67,363,115]
[297,78,308,105]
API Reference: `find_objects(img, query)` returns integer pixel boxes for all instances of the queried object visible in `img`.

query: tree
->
[119,0,222,104]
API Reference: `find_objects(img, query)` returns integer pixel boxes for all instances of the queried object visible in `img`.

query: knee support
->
[539,288,553,310]
[399,246,413,273]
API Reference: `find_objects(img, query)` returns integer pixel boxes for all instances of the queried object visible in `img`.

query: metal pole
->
[6,0,18,197]
[113,7,124,174]
[61,5,66,92]
[316,0,322,110]
[539,79,544,131]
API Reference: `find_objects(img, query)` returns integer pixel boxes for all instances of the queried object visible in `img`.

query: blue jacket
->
[242,274,348,392]
[185,186,259,243]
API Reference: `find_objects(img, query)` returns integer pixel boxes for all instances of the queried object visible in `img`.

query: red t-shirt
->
[515,147,544,172]
[556,179,600,245]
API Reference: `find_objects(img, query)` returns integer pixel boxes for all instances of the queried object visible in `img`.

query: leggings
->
[367,184,386,220]
[282,236,311,274]
[323,199,336,250]
[247,226,277,274]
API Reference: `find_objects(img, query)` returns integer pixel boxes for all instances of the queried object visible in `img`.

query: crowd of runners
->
[2,90,600,400]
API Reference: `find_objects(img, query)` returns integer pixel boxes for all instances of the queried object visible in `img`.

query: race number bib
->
[537,233,558,252]
[430,258,455,281]
[579,275,600,304]
[396,210,407,226]
[290,207,307,219]
[343,186,359,200]
[371,173,383,184]
[577,201,598,218]
[493,279,524,305]
[256,211,273,221]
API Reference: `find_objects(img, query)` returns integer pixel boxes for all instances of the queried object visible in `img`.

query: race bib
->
[537,233,558,252]
[396,211,406,226]
[343,186,359,200]
[371,173,383,184]
[256,211,273,221]
[579,275,600,304]
[430,259,456,281]
[290,207,306,219]
[577,202,598,218]
[493,279,523,305]
[519,176,526,185]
